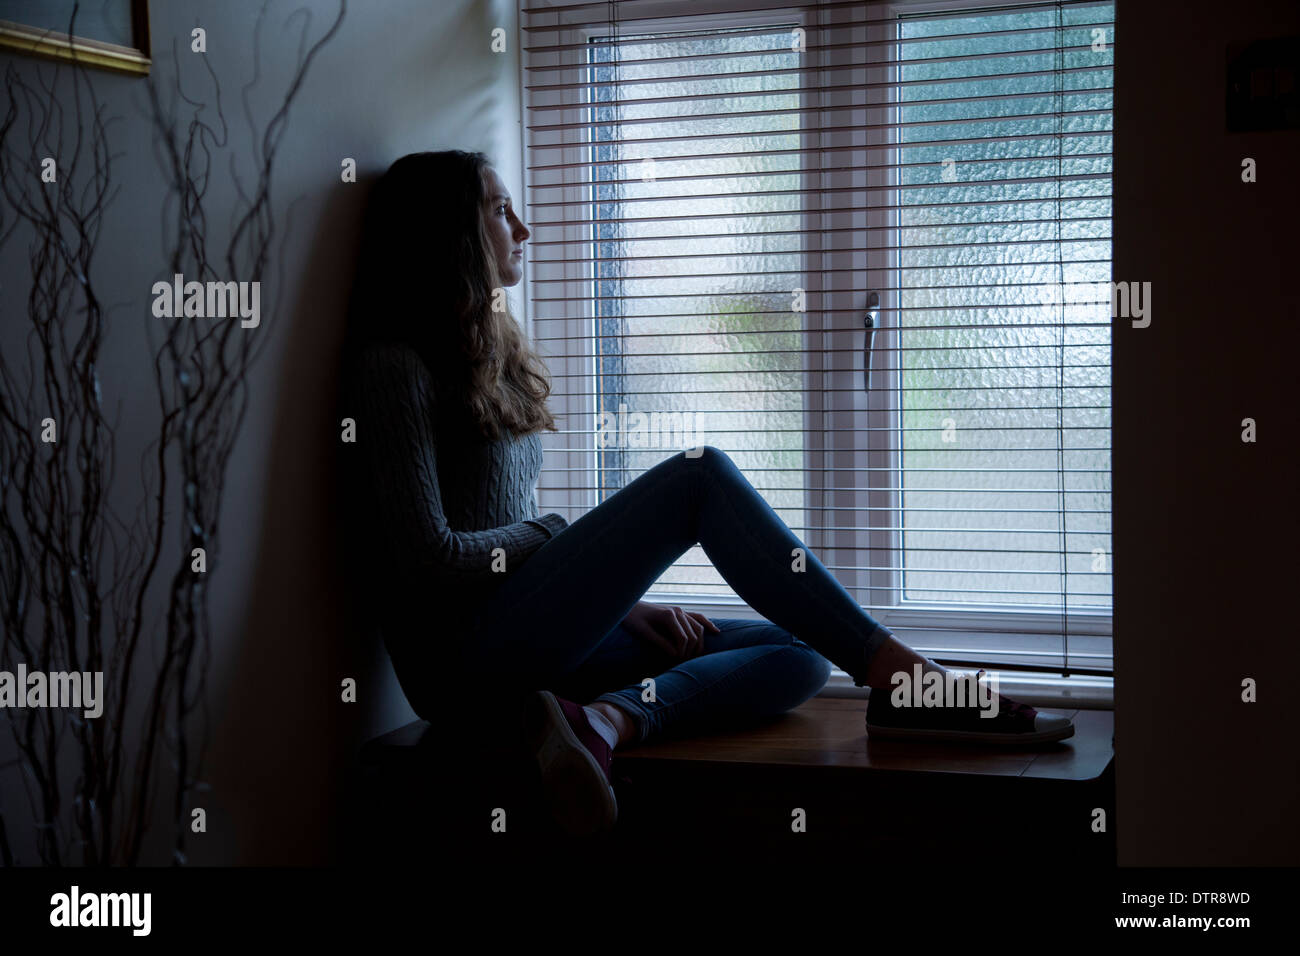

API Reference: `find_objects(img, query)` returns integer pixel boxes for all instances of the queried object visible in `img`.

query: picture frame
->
[0,1,151,76]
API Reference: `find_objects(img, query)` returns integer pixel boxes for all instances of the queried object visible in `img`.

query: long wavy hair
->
[341,149,555,439]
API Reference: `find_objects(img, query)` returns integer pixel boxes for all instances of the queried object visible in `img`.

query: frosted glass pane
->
[897,4,1114,609]
[589,27,805,598]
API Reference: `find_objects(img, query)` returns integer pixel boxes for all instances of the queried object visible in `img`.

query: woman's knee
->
[682,444,747,491]
[790,642,833,694]
[754,642,831,711]
[683,444,729,470]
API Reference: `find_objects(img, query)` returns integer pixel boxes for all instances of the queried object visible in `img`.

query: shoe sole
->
[526,690,618,837]
[865,720,1075,746]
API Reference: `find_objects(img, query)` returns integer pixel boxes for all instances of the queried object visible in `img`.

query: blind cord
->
[1054,0,1070,676]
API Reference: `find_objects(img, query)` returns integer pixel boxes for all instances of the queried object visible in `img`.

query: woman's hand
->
[622,601,720,660]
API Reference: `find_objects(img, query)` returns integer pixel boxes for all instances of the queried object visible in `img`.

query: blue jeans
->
[463,446,892,745]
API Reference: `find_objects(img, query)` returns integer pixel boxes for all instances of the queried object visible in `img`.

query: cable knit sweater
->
[339,341,567,713]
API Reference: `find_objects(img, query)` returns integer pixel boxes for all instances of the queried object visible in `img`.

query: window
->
[522,0,1113,677]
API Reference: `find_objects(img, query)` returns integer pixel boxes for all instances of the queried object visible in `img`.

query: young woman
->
[339,149,1073,838]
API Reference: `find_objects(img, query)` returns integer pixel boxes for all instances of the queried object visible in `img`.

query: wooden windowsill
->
[360,699,1114,783]
[611,697,1113,782]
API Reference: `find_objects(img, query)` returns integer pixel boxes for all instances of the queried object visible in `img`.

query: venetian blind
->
[521,0,1114,675]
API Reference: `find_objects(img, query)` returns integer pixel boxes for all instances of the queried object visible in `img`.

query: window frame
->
[523,0,1114,684]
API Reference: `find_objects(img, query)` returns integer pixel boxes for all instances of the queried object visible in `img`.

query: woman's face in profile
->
[482,165,530,288]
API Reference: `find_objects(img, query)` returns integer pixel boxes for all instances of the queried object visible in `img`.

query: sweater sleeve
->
[348,343,566,581]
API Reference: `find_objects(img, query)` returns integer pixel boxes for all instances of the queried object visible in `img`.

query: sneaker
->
[524,690,618,836]
[865,670,1074,746]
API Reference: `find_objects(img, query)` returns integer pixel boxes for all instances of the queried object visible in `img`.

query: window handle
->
[863,291,879,393]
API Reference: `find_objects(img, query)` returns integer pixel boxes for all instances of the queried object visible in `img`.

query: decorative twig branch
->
[0,0,345,866]
[0,3,124,865]
[133,0,346,867]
